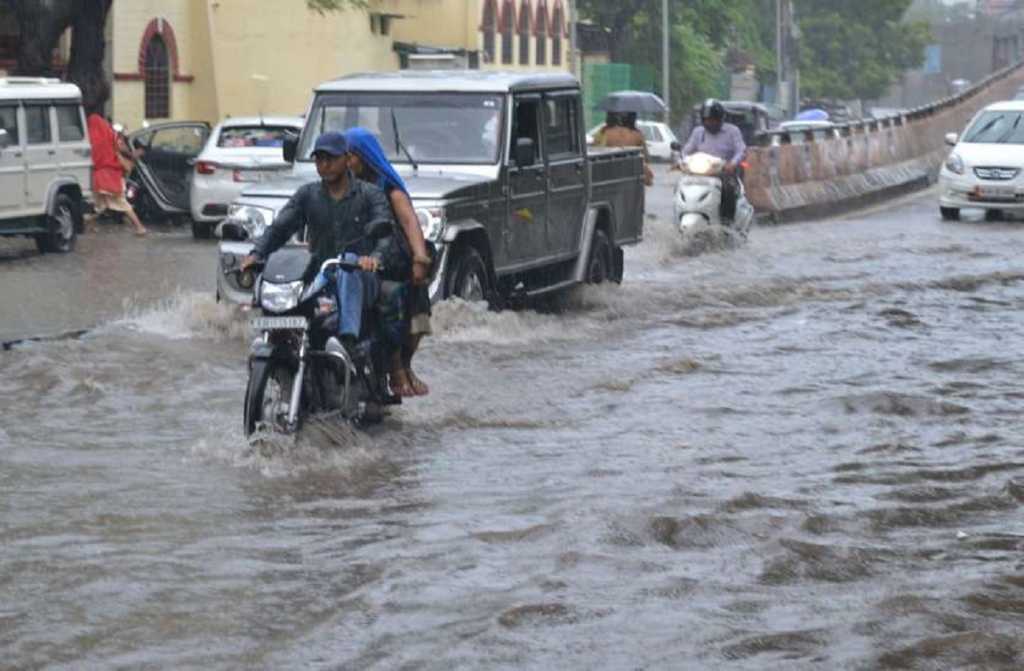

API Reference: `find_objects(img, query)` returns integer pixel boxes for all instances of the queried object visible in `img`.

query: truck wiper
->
[391,108,418,172]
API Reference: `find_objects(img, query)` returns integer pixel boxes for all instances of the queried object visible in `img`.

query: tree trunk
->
[11,0,75,77]
[67,0,113,111]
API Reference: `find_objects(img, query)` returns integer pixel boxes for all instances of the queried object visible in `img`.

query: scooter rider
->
[681,99,746,221]
[240,131,394,349]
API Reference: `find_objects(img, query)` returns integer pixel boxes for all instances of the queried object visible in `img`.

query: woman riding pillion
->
[344,127,434,398]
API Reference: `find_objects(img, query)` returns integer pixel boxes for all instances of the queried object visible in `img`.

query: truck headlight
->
[259,280,303,312]
[945,152,965,175]
[227,204,274,239]
[415,207,446,242]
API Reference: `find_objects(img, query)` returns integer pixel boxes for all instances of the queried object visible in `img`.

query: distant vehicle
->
[126,121,211,233]
[586,119,678,160]
[950,78,972,96]
[189,116,302,238]
[683,101,780,146]
[938,100,1024,221]
[0,77,90,254]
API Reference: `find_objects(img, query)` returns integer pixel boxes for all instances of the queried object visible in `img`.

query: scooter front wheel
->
[244,359,297,437]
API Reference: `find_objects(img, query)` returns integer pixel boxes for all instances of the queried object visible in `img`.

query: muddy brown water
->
[2,177,1024,669]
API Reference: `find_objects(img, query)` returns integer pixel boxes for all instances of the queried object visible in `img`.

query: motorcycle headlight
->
[227,204,274,239]
[415,206,447,242]
[259,280,303,312]
[945,152,965,175]
[686,154,717,176]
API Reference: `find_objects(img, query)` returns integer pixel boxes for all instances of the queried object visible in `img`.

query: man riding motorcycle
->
[680,99,746,222]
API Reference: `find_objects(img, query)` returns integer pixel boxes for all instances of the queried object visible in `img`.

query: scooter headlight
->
[259,280,303,312]
[686,154,717,176]
[226,204,274,239]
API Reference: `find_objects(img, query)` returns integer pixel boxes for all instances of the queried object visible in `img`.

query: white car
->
[938,100,1024,221]
[586,120,678,160]
[189,116,302,237]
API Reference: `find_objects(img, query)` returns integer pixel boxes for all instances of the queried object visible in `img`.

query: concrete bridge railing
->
[744,61,1024,222]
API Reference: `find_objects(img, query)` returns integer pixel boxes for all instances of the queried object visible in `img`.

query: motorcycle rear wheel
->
[244,359,297,437]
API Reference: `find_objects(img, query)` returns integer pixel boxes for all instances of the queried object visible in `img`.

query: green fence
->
[582,63,660,130]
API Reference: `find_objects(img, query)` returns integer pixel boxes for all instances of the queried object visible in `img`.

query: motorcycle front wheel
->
[244,359,297,437]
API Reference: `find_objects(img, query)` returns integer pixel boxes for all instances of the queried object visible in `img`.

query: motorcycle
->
[224,220,397,437]
[670,147,754,240]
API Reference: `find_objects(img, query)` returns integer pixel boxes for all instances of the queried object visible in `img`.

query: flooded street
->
[3,170,1024,669]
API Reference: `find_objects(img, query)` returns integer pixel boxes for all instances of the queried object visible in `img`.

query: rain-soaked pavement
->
[2,167,1024,669]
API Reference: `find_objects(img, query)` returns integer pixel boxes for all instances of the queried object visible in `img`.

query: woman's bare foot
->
[389,367,415,397]
[407,368,429,396]
[133,226,148,236]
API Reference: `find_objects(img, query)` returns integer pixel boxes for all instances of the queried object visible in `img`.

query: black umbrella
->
[596,91,667,115]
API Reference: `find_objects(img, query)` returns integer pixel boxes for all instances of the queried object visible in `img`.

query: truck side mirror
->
[282,134,298,163]
[0,129,9,149]
[514,137,536,167]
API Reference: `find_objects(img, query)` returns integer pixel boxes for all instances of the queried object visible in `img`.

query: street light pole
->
[776,0,784,112]
[662,0,670,121]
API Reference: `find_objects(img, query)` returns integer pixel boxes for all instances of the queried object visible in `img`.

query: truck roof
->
[319,70,580,94]
[0,77,82,101]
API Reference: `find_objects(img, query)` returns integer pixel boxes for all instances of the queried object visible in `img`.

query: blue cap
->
[312,131,348,157]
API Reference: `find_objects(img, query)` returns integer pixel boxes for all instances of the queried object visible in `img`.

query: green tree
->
[793,0,931,102]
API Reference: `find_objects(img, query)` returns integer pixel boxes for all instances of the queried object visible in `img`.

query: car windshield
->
[217,125,297,148]
[298,92,504,164]
[962,111,1024,144]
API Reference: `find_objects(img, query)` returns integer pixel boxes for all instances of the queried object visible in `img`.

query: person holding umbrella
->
[594,91,666,187]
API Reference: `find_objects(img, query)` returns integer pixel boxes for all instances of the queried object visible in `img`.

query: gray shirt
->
[682,123,746,165]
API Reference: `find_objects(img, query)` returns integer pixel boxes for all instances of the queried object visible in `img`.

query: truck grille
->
[973,167,1019,181]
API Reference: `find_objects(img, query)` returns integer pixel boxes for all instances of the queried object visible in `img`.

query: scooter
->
[224,220,397,437]
[671,148,754,240]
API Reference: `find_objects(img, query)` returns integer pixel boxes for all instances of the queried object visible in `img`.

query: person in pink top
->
[84,83,146,235]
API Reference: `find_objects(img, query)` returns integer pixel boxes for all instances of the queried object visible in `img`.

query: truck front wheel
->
[446,246,491,304]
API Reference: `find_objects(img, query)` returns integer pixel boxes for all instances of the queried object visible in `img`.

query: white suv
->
[939,100,1024,221]
[0,77,91,253]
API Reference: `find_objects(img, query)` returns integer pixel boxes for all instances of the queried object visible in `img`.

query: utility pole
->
[662,0,670,121]
[776,0,784,113]
[569,0,578,76]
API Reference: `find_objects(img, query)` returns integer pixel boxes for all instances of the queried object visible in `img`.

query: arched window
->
[500,1,515,65]
[518,1,531,65]
[552,5,564,66]
[144,34,169,118]
[481,0,497,64]
[535,2,548,66]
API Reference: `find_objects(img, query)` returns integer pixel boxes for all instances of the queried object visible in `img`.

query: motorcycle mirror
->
[216,220,249,241]
[0,128,9,149]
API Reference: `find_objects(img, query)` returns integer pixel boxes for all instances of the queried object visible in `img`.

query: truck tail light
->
[196,160,218,175]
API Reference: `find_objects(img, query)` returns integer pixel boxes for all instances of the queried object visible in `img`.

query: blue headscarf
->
[344,127,409,197]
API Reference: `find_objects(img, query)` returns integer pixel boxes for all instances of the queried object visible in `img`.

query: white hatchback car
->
[586,120,678,160]
[939,101,1024,220]
[189,116,302,237]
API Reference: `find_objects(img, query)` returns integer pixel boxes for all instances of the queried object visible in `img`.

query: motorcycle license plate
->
[250,316,307,330]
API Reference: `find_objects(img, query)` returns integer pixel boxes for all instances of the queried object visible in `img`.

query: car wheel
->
[445,246,491,305]
[586,229,613,285]
[984,209,1003,221]
[192,220,212,239]
[35,193,77,254]
[939,206,960,221]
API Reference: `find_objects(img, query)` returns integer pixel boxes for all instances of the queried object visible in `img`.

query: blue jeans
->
[336,253,379,338]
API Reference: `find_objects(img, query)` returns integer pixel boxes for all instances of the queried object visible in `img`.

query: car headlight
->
[415,206,446,242]
[259,280,303,312]
[945,152,965,175]
[227,204,274,239]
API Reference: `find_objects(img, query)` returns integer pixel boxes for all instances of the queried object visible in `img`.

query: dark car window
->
[56,104,84,142]
[151,126,206,154]
[512,98,542,165]
[25,104,52,144]
[0,105,18,145]
[543,96,580,158]
[216,125,297,148]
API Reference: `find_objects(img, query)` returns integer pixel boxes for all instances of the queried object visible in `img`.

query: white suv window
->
[56,104,84,142]
[25,105,51,144]
[0,105,18,145]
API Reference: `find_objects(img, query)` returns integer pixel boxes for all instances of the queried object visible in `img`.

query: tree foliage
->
[793,0,931,101]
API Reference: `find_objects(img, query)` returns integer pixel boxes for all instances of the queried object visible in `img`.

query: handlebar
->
[223,256,384,278]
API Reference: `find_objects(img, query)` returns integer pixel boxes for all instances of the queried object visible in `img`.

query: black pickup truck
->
[216,71,645,305]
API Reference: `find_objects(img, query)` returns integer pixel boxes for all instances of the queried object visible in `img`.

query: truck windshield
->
[963,111,1024,144]
[298,92,504,164]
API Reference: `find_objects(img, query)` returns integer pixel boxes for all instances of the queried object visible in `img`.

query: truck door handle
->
[47,149,56,155]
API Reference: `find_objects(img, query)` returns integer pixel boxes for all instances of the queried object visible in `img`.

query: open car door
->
[129,121,210,213]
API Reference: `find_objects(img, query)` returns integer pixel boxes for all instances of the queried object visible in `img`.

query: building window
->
[552,5,563,66]
[144,34,169,118]
[535,4,547,66]
[518,1,530,65]
[500,1,514,65]
[482,0,496,64]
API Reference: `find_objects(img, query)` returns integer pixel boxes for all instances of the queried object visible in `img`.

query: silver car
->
[188,116,302,237]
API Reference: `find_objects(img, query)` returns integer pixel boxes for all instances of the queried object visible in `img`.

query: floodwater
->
[2,174,1024,669]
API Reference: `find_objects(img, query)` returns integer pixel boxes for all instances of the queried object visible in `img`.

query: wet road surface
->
[2,171,1024,669]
